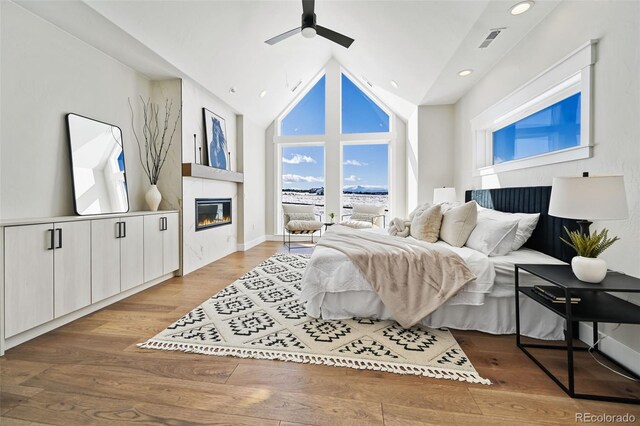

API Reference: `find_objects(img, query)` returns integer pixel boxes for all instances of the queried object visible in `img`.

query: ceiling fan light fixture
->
[301,27,316,38]
[509,1,534,15]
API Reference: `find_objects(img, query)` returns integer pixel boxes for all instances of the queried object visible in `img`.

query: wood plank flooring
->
[1,242,638,425]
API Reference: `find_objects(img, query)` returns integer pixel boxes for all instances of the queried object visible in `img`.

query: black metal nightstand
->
[515,264,640,404]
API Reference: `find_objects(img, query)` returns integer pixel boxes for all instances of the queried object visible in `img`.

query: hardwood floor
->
[1,241,638,425]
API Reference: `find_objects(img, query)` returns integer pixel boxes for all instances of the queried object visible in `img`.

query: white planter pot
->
[145,184,162,211]
[571,256,607,283]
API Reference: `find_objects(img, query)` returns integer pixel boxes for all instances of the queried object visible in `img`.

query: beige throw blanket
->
[316,226,476,328]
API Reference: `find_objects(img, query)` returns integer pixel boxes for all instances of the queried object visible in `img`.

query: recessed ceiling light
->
[259,90,267,98]
[229,87,236,94]
[509,1,534,15]
[458,69,473,77]
[390,80,399,89]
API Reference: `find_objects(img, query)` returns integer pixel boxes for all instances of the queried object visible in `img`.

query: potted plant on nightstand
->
[560,227,620,283]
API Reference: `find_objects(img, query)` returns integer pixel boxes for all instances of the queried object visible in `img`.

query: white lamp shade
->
[433,187,457,204]
[548,175,628,220]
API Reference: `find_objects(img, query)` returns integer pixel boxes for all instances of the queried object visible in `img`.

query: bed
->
[300,186,580,340]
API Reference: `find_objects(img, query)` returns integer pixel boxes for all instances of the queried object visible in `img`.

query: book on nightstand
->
[533,286,581,304]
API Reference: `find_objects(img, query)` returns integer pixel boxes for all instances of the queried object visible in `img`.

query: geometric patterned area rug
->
[139,253,490,385]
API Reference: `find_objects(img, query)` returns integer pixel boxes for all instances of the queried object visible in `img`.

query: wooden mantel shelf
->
[182,163,244,183]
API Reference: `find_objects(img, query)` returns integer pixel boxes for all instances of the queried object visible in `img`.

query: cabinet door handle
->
[122,221,127,238]
[163,217,168,231]
[116,221,122,239]
[47,228,55,250]
[55,228,63,249]
[159,217,164,231]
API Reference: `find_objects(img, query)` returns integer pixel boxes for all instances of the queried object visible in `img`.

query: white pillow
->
[477,208,540,250]
[465,217,519,256]
[351,212,377,222]
[288,212,315,221]
[439,201,478,247]
[410,204,442,243]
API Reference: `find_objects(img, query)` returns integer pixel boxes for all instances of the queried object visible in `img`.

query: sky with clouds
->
[280,72,389,192]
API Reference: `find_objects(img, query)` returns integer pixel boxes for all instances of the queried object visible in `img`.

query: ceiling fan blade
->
[302,0,315,16]
[265,27,302,45]
[316,25,354,48]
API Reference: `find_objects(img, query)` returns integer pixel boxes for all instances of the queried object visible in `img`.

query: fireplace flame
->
[198,216,231,227]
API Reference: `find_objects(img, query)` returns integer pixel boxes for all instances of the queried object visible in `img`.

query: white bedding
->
[300,229,567,340]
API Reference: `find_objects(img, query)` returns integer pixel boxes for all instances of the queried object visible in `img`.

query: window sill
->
[474,145,593,176]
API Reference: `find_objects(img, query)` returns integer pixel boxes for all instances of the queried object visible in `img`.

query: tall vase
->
[145,184,162,211]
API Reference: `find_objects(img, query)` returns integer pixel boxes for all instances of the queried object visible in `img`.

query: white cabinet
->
[92,216,145,301]
[54,221,91,317]
[2,211,178,347]
[144,213,179,282]
[121,216,144,291]
[4,221,91,337]
[4,224,54,338]
[91,218,122,302]
[163,213,180,274]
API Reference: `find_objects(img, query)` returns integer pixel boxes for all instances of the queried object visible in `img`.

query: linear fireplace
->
[195,198,232,231]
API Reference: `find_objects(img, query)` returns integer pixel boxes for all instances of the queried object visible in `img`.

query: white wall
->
[453,1,640,354]
[181,78,239,275]
[0,1,152,219]
[417,105,455,205]
[237,116,266,249]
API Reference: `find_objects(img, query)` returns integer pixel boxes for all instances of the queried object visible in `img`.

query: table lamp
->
[433,187,457,204]
[548,173,628,235]
[548,172,628,283]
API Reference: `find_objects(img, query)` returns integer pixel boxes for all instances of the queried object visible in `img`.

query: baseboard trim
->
[236,235,267,251]
[1,272,176,355]
[579,322,640,376]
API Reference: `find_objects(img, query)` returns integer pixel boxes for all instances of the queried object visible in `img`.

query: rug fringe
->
[137,339,491,385]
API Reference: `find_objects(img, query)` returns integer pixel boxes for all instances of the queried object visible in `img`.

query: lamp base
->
[576,220,592,236]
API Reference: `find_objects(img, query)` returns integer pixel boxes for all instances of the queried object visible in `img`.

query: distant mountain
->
[342,185,388,194]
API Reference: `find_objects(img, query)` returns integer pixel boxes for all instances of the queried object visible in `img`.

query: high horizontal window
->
[281,76,325,136]
[493,93,581,164]
[341,73,389,134]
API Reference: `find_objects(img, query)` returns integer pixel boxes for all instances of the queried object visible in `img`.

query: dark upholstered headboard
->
[465,186,578,263]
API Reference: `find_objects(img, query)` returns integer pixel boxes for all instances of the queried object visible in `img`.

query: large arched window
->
[274,63,394,234]
[341,73,390,134]
[281,76,326,136]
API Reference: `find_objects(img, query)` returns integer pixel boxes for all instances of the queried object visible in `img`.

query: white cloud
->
[282,174,323,183]
[282,154,316,164]
[343,159,368,166]
[345,175,360,182]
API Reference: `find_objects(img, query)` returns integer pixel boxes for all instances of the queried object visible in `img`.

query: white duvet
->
[300,230,496,320]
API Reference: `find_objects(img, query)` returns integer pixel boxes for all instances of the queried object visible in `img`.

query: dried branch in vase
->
[128,96,182,185]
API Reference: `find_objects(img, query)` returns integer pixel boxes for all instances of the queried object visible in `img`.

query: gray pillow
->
[351,212,377,222]
[288,212,315,221]
[439,201,478,247]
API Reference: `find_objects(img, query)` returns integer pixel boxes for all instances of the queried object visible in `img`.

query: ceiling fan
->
[265,0,354,48]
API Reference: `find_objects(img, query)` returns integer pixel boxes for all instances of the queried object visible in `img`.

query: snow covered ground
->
[282,191,389,225]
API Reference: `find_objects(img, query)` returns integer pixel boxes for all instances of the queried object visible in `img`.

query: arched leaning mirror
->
[66,113,129,215]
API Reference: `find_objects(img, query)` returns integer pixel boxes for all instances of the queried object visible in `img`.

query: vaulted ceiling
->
[17,0,560,126]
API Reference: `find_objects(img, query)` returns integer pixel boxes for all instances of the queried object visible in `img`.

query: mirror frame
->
[66,113,130,216]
